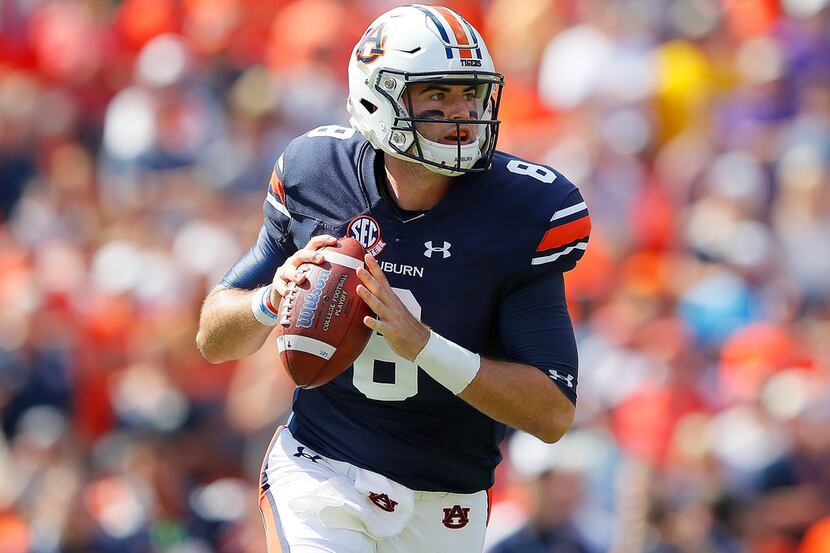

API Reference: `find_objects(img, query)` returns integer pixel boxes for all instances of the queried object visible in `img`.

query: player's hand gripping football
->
[272,235,338,302]
[356,254,430,361]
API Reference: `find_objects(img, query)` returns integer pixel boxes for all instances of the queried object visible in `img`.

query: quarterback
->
[197,5,591,552]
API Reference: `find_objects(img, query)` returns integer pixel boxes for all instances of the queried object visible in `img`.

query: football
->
[275,237,373,388]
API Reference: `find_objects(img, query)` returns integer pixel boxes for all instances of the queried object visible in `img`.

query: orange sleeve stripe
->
[434,6,473,58]
[269,170,286,205]
[536,216,591,252]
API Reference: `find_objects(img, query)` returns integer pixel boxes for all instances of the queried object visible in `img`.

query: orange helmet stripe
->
[433,6,473,59]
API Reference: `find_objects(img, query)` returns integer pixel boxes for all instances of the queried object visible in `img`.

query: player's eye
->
[430,92,444,101]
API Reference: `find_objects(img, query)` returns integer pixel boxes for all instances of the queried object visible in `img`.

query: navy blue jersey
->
[222,125,590,493]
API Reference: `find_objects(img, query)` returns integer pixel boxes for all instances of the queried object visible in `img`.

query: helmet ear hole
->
[360,98,378,114]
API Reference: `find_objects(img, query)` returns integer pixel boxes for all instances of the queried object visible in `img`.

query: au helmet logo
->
[356,24,385,64]
[424,241,451,259]
[348,215,387,256]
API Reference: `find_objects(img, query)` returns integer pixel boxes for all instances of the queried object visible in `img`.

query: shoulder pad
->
[264,125,369,226]
[485,152,591,273]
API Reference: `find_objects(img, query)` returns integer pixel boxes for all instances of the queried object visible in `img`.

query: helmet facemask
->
[372,70,504,176]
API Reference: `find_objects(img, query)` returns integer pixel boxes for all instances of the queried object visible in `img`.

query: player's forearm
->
[196,286,274,363]
[457,358,575,443]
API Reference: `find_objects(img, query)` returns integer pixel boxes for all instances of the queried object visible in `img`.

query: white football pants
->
[258,426,490,553]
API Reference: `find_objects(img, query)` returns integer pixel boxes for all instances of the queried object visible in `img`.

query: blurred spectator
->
[487,430,617,553]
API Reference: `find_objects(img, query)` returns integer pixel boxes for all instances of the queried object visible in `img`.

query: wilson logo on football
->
[348,216,386,256]
[297,269,332,328]
[356,24,385,64]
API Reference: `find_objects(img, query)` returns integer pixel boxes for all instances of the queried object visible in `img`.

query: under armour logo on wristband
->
[547,370,575,388]
[293,447,322,463]
[424,241,451,259]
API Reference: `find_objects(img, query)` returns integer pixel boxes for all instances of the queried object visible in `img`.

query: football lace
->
[280,282,298,326]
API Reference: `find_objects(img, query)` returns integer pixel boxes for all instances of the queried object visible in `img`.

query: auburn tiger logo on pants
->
[442,505,470,529]
[368,492,398,513]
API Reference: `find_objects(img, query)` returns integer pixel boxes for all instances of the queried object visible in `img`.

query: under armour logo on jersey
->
[442,505,471,529]
[424,241,451,259]
[368,492,398,512]
[547,370,575,388]
[293,447,322,463]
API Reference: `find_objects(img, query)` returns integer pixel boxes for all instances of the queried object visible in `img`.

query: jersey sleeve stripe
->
[531,242,588,265]
[266,193,291,219]
[269,170,287,205]
[536,216,591,252]
[550,201,587,222]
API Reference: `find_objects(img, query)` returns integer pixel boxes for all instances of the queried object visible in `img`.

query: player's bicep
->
[498,270,578,404]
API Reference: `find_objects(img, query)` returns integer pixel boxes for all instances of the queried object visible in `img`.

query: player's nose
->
[445,94,474,120]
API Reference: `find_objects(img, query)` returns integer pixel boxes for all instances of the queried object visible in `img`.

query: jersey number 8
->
[352,288,421,401]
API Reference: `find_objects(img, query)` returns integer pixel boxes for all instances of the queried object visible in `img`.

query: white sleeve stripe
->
[320,250,364,271]
[277,154,284,174]
[550,202,588,222]
[531,241,588,265]
[266,193,291,219]
[277,335,336,360]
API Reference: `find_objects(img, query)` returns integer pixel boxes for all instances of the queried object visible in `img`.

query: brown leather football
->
[275,237,372,388]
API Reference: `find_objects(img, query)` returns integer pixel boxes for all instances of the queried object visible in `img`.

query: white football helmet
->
[347,4,504,176]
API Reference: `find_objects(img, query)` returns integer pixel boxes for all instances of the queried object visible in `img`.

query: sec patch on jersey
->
[276,237,373,388]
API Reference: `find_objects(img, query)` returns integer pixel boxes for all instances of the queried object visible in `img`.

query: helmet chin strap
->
[413,131,482,176]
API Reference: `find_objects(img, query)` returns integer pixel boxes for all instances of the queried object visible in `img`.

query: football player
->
[197,5,591,552]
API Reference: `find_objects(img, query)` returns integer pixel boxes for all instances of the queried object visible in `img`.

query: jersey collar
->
[358,143,477,224]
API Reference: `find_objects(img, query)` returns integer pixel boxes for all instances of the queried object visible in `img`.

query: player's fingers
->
[306,234,338,250]
[356,266,384,298]
[356,284,386,316]
[291,264,312,284]
[274,265,289,283]
[291,249,324,267]
[363,315,382,332]
[359,260,397,306]
[273,268,291,296]
[364,254,391,289]
[270,283,284,305]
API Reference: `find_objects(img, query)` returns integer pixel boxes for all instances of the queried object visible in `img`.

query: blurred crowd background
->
[1,0,829,552]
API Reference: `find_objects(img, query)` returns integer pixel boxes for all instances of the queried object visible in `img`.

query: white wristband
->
[415,331,481,395]
[251,285,279,327]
